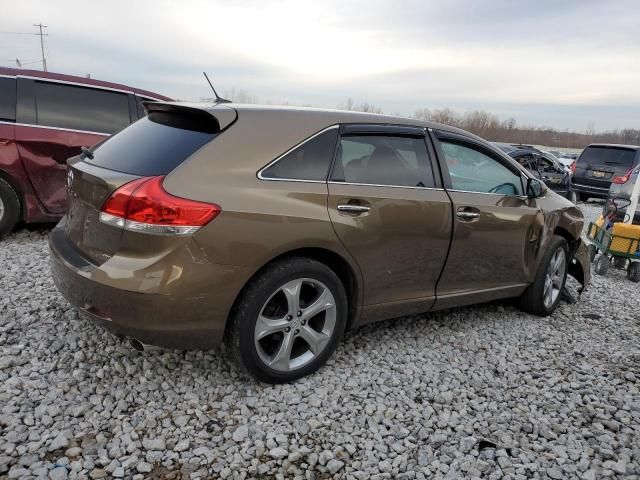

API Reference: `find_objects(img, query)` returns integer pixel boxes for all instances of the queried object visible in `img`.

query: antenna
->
[203,72,231,103]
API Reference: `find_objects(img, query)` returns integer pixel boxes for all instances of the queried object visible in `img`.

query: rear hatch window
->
[85,110,218,175]
[578,146,636,172]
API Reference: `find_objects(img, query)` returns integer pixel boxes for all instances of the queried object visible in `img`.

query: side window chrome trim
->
[0,119,110,136]
[257,125,339,182]
[446,188,528,199]
[328,181,444,191]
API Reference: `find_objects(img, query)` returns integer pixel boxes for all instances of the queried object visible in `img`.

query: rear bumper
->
[571,181,610,198]
[49,222,251,350]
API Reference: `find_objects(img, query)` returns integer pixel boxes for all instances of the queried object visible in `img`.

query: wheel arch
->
[225,247,361,340]
[0,169,24,220]
[553,225,578,253]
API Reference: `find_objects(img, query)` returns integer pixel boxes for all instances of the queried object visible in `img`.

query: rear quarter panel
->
[15,124,108,214]
[163,109,364,315]
[0,122,58,223]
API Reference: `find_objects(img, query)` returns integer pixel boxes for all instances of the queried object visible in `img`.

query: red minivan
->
[0,67,170,237]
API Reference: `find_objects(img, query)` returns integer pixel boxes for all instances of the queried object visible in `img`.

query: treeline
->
[206,91,638,150]
[412,108,639,150]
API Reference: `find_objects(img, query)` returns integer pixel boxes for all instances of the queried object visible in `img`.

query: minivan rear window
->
[86,111,217,176]
[579,146,636,170]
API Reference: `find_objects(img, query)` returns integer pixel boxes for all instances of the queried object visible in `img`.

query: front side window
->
[0,77,16,121]
[261,128,338,181]
[440,140,524,196]
[34,81,130,134]
[331,135,434,188]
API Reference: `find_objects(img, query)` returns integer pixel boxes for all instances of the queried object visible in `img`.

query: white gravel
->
[1,201,639,480]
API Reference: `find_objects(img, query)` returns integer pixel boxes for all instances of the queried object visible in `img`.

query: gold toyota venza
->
[50,102,591,383]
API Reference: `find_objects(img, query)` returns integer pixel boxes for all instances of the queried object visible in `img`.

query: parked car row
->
[0,67,170,237]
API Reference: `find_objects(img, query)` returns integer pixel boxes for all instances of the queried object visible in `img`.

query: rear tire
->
[627,262,640,283]
[519,235,569,316]
[588,244,598,263]
[568,191,578,204]
[578,192,589,202]
[0,177,20,239]
[594,255,610,276]
[226,257,348,383]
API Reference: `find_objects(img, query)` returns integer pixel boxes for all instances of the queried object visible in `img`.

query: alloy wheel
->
[254,278,337,372]
[543,247,566,308]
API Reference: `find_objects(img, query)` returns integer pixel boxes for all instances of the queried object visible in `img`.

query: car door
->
[327,124,452,322]
[431,131,543,309]
[14,78,132,214]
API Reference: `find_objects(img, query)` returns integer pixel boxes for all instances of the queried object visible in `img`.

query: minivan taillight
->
[99,176,220,235]
[613,169,633,185]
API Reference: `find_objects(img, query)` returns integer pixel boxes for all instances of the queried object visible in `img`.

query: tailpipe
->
[129,338,145,352]
[127,338,161,352]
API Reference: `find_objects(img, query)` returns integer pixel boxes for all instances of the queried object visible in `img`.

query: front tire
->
[226,257,348,383]
[0,177,20,239]
[519,235,569,316]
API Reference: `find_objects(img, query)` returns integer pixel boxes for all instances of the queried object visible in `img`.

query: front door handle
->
[337,204,371,214]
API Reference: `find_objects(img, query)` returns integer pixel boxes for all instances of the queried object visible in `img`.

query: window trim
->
[0,119,110,137]
[431,130,532,197]
[257,125,340,183]
[16,74,166,100]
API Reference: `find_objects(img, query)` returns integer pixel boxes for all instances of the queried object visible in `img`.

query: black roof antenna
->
[203,72,231,103]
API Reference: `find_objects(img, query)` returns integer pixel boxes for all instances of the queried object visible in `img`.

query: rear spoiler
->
[142,101,237,132]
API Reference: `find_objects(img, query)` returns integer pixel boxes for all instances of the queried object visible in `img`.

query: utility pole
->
[33,23,48,71]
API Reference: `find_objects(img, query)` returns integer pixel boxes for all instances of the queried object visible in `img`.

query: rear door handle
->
[457,211,479,219]
[456,207,480,220]
[337,204,371,214]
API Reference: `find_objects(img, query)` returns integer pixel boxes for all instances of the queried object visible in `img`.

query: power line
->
[0,31,34,35]
[33,24,48,72]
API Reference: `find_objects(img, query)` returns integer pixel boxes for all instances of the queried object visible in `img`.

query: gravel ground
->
[1,201,639,480]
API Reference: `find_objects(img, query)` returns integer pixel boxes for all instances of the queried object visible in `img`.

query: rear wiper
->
[80,146,94,160]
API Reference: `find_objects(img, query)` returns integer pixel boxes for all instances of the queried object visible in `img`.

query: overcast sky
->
[3,0,639,131]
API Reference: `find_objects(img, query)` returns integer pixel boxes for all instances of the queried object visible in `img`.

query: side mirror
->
[527,177,545,198]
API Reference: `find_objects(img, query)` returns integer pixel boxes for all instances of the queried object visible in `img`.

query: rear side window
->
[86,111,217,175]
[579,146,636,169]
[0,77,16,121]
[261,128,338,181]
[332,135,435,188]
[34,81,130,134]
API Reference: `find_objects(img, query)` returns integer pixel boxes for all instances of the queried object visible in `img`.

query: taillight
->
[99,176,220,235]
[570,161,576,174]
[613,169,633,185]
